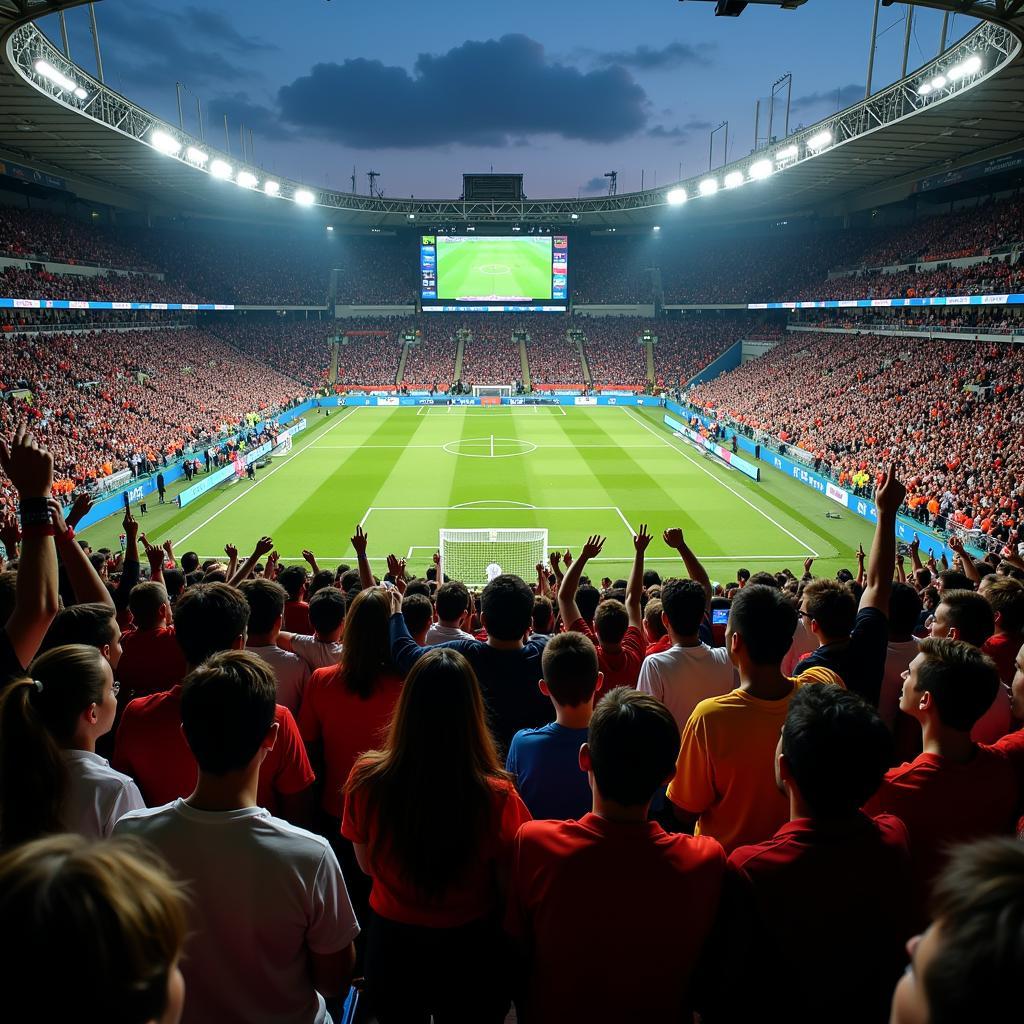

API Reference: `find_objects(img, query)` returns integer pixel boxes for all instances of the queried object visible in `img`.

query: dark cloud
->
[791,83,864,113]
[580,176,608,194]
[593,42,715,71]
[646,119,712,144]
[90,1,272,90]
[277,34,648,149]
[206,93,294,141]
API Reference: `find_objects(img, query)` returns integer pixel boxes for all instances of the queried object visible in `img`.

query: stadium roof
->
[2,1,1024,228]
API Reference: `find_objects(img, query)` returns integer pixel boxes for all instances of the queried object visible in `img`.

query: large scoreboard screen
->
[420,234,568,312]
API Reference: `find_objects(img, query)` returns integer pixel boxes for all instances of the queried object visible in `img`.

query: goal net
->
[472,385,512,397]
[440,528,548,588]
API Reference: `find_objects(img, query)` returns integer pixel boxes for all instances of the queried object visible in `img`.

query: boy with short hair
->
[425,580,474,644]
[506,632,602,820]
[116,650,359,1024]
[239,578,310,713]
[277,587,345,672]
[117,581,188,698]
[507,688,726,1023]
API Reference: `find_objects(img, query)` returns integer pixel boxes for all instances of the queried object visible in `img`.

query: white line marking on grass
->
[451,500,537,509]
[174,408,360,546]
[364,505,633,512]
[622,408,819,558]
[613,507,636,537]
[311,443,665,450]
[490,434,494,458]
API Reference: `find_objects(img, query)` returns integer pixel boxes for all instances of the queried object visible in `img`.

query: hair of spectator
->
[542,631,600,708]
[642,570,661,588]
[576,584,601,623]
[308,587,346,635]
[661,578,708,638]
[925,838,1024,1024]
[345,647,506,899]
[587,688,680,807]
[172,583,250,668]
[532,595,554,635]
[43,602,117,654]
[401,593,433,636]
[782,684,892,817]
[275,565,308,601]
[340,588,395,699]
[983,577,1024,635]
[308,570,335,597]
[728,584,798,665]
[802,579,857,640]
[939,589,996,647]
[163,568,186,601]
[0,834,187,1024]
[938,570,974,592]
[594,598,629,646]
[0,645,108,847]
[914,637,1000,731]
[888,582,924,637]
[238,578,287,636]
[128,582,170,632]
[644,598,667,639]
[748,571,780,589]
[180,551,199,574]
[435,580,470,622]
[479,573,534,642]
[180,650,277,775]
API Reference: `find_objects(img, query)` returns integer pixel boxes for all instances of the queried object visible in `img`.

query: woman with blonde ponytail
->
[0,643,144,847]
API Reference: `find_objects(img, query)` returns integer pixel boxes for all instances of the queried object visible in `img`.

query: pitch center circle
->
[443,437,537,459]
[477,263,511,275]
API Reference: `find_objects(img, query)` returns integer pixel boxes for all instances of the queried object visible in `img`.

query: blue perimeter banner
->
[748,293,1024,310]
[663,414,760,482]
[1,298,235,311]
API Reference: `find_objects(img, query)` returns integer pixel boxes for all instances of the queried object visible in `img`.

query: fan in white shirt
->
[240,578,311,712]
[278,587,346,671]
[0,643,143,846]
[116,650,359,1024]
[425,580,476,644]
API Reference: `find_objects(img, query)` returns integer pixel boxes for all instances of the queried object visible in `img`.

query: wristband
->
[54,526,76,545]
[18,497,51,529]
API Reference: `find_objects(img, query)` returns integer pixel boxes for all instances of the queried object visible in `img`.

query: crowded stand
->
[458,318,524,388]
[651,316,772,388]
[579,320,649,388]
[400,319,458,392]
[0,327,304,513]
[522,320,586,386]
[0,416,1022,1022]
[0,264,201,305]
[688,331,1024,545]
[205,319,334,388]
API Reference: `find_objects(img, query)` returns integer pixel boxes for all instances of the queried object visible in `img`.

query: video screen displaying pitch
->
[420,234,568,310]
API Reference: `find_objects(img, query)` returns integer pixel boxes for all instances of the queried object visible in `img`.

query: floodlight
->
[807,130,832,151]
[185,147,208,164]
[34,59,79,95]
[570,212,579,220]
[263,180,280,196]
[294,189,315,206]
[210,159,232,179]
[930,75,947,90]
[150,130,181,156]
[73,87,88,100]
[235,170,258,189]
[407,213,416,220]
[775,144,798,161]
[653,225,661,232]
[749,159,773,180]
[666,187,687,205]
[699,178,718,196]
[947,55,982,81]
[918,82,933,96]
[326,225,334,232]
[724,171,744,189]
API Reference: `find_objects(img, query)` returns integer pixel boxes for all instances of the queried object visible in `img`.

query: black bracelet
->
[18,497,51,528]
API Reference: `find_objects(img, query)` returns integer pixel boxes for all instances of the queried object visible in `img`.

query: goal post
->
[439,528,548,588]
[472,385,512,398]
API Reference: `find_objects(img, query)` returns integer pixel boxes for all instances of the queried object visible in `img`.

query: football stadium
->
[1,0,1024,1021]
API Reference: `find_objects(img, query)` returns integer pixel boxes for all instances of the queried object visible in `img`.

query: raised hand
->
[633,523,653,552]
[162,539,175,563]
[302,549,317,566]
[386,554,408,593]
[857,543,866,563]
[0,512,22,552]
[580,535,606,561]
[549,550,562,572]
[224,543,239,562]
[66,492,93,529]
[0,421,53,498]
[563,549,573,568]
[253,536,274,558]
[874,465,906,516]
[803,556,814,575]
[948,534,966,555]
[910,534,920,555]
[122,509,139,541]
[663,527,685,551]
[351,525,368,556]
[46,498,69,537]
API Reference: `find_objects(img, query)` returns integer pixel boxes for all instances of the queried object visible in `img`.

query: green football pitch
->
[437,238,552,300]
[80,406,878,585]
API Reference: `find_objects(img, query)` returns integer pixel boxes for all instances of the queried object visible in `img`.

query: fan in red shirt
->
[507,687,725,1024]
[556,529,649,695]
[112,582,314,822]
[277,565,312,634]
[989,640,1024,837]
[721,684,914,1024]
[342,645,530,1023]
[644,598,673,655]
[116,581,188,698]
[865,638,1019,921]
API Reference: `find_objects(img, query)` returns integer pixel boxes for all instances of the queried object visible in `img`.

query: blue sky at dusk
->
[42,0,975,198]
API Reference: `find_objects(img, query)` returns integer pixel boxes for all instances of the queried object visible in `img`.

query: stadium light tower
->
[604,171,618,196]
[680,0,809,15]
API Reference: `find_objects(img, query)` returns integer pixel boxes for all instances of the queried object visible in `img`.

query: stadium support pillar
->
[88,3,104,84]
[865,0,880,98]
[939,12,949,55]
[58,12,70,57]
[454,334,466,384]
[645,337,656,386]
[519,337,531,391]
[901,8,914,79]
[395,341,410,389]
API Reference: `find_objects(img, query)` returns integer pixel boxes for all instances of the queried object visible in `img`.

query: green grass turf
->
[437,237,551,301]
[80,406,879,587]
